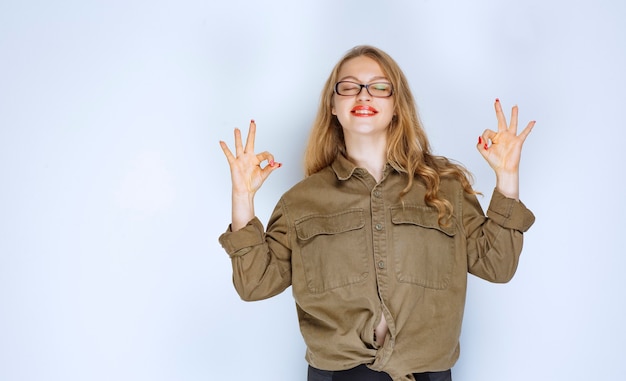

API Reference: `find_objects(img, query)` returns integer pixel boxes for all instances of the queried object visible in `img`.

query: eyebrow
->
[338,75,390,83]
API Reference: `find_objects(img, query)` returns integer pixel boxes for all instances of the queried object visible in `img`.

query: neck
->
[345,134,387,182]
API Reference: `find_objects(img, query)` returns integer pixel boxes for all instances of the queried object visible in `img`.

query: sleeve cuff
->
[218,217,265,257]
[486,189,536,232]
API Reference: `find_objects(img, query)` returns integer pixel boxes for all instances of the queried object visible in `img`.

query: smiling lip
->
[351,105,378,116]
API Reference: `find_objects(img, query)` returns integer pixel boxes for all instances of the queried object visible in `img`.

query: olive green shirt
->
[219,154,535,380]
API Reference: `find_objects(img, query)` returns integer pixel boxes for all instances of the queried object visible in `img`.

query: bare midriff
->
[374,313,389,346]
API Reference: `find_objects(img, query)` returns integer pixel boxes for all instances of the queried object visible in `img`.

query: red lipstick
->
[351,105,378,116]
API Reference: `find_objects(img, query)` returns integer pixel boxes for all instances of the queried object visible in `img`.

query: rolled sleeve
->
[486,189,535,232]
[218,217,266,257]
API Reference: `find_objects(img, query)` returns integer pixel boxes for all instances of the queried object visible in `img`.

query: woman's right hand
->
[219,120,281,230]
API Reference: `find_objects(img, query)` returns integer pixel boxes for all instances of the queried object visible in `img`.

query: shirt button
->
[373,190,382,197]
[375,223,383,231]
[378,261,385,269]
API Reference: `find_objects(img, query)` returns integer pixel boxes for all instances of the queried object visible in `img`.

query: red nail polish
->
[484,143,489,150]
[495,98,500,103]
[269,160,274,166]
[251,119,255,124]
[478,136,482,144]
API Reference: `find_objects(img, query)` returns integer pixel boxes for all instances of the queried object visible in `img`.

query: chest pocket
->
[390,205,456,289]
[295,209,368,293]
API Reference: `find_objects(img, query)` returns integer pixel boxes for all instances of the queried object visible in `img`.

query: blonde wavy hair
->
[303,45,477,225]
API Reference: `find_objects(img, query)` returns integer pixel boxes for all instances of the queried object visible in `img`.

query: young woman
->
[219,45,535,381]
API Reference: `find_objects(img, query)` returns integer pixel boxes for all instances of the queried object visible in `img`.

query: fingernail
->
[495,98,500,103]
[478,136,482,144]
[484,143,489,150]
[251,119,255,124]
[269,160,275,166]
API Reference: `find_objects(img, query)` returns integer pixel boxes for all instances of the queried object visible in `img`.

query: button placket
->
[371,184,386,278]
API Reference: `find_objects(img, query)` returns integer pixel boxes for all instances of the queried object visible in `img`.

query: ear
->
[332,107,336,115]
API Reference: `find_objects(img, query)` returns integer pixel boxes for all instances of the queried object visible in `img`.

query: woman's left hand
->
[477,99,535,199]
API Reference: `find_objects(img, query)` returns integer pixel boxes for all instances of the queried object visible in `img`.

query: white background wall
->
[1,0,624,380]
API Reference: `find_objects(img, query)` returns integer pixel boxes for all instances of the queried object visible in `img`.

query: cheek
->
[332,98,351,116]
[331,96,340,115]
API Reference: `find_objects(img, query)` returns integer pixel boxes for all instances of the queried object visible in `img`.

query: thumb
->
[477,136,489,157]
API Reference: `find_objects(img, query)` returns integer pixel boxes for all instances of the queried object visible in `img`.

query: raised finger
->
[517,120,536,142]
[494,98,507,132]
[219,140,236,164]
[509,105,519,134]
[244,119,256,154]
[234,127,244,156]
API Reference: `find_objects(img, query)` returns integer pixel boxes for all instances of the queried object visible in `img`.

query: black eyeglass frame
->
[333,81,394,98]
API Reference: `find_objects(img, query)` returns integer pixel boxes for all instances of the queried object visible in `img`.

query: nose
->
[356,85,372,101]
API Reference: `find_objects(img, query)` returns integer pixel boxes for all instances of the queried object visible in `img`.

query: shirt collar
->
[330,154,358,181]
[330,154,393,181]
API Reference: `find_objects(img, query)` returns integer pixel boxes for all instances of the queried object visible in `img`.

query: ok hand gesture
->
[477,99,535,199]
[219,120,281,230]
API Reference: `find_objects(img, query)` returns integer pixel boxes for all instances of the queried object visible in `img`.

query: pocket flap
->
[295,209,365,241]
[390,205,456,237]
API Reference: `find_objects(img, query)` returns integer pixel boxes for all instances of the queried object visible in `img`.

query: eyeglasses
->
[334,81,394,98]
